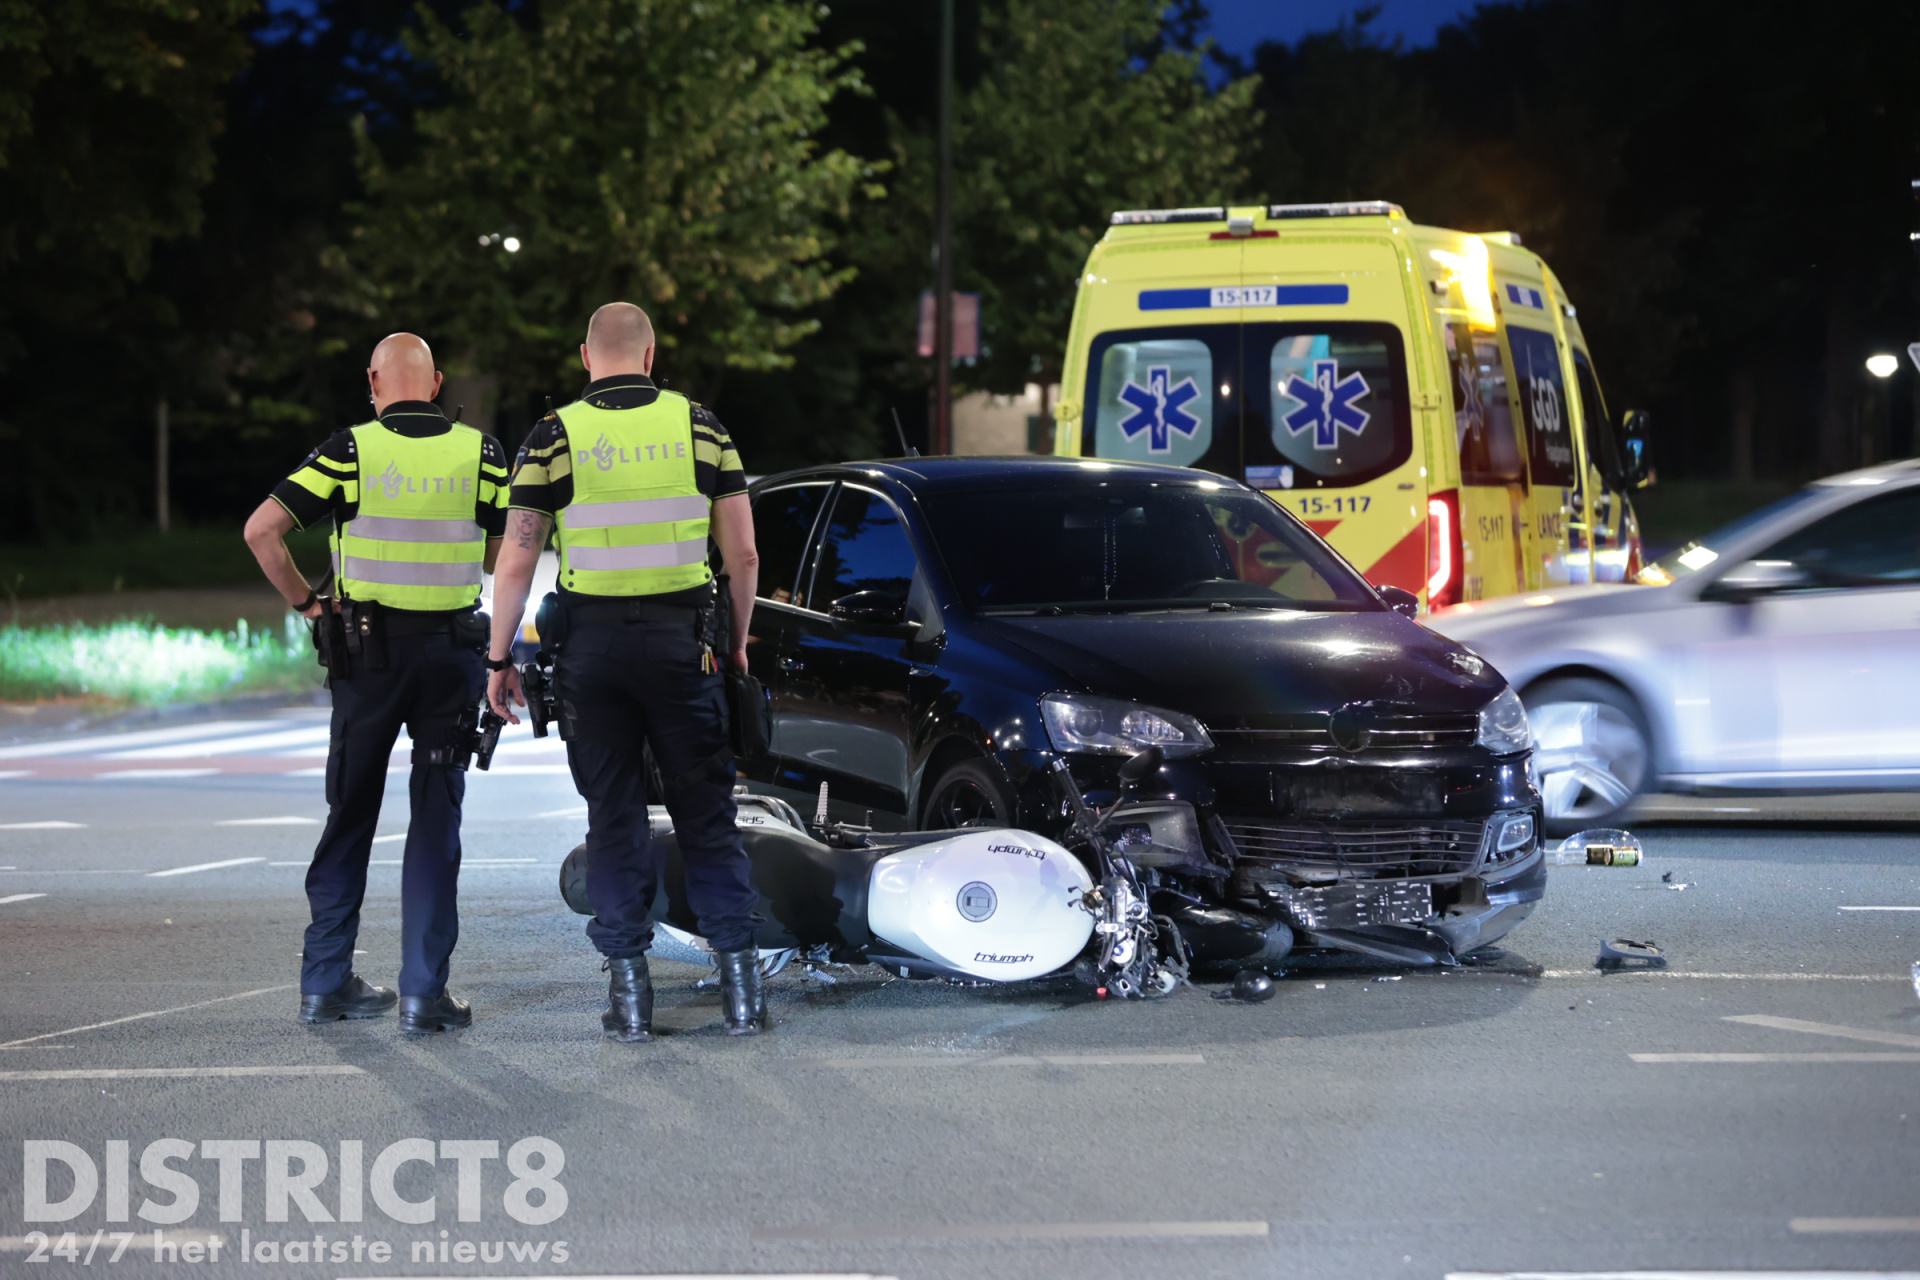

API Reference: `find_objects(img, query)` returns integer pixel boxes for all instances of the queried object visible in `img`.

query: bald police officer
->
[486,302,762,1041]
[244,333,508,1032]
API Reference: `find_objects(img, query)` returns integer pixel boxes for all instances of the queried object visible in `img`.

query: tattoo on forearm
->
[510,509,549,551]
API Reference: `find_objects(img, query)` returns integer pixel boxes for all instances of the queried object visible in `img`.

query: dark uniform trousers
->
[303,631,483,998]
[557,607,757,957]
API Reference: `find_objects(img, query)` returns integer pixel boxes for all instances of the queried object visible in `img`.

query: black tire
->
[1521,675,1654,838]
[919,756,1018,830]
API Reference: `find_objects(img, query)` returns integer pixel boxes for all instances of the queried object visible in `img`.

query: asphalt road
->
[3,705,1920,1280]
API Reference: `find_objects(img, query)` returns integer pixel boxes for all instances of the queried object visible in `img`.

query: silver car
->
[1429,459,1920,833]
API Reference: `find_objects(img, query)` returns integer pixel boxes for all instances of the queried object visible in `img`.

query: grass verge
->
[0,615,322,706]
[0,525,332,601]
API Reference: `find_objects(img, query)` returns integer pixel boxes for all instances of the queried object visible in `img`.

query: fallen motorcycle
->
[558,748,1292,995]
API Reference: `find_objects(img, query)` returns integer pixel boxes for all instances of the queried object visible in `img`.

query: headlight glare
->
[1041,694,1214,759]
[1476,686,1530,755]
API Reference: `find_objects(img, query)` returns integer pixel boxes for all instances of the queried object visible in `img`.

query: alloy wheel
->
[1527,700,1650,823]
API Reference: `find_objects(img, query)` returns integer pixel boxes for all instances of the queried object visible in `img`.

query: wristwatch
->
[484,654,513,672]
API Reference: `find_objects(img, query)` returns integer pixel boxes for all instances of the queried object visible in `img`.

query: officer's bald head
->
[581,303,656,378]
[367,333,442,414]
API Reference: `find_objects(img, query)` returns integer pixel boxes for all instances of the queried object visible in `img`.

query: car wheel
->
[920,757,1016,830]
[1522,676,1653,837]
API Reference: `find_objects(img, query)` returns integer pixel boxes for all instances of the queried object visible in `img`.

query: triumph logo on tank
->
[580,432,689,471]
[17,1137,570,1267]
[372,459,476,500]
[973,952,1034,964]
[985,842,1045,861]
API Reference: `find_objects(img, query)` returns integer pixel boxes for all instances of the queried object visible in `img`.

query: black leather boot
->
[299,975,397,1024]
[714,948,765,1036]
[398,993,472,1033]
[601,956,653,1042]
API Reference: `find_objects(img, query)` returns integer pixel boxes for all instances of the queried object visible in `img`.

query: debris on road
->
[1555,828,1644,867]
[1596,938,1667,971]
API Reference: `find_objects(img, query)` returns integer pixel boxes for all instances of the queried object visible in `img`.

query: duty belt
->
[379,606,478,636]
[564,596,701,627]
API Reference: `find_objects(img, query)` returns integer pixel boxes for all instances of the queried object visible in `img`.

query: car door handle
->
[778,656,806,673]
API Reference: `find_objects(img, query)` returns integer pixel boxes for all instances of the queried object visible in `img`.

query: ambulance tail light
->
[1110,207,1228,226]
[1426,490,1463,609]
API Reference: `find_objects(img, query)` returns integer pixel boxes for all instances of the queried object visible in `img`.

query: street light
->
[502,236,521,253]
[1866,354,1899,378]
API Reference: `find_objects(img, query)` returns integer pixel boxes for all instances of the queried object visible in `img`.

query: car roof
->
[1810,457,1920,489]
[752,455,1245,496]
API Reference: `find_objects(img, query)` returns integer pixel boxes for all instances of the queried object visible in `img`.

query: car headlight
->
[1040,694,1214,759]
[1476,686,1530,755]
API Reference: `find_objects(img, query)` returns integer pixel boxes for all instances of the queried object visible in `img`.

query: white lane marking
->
[1449,1272,1920,1279]
[0,1064,364,1082]
[1710,806,1758,812]
[147,857,265,877]
[370,860,401,865]
[802,1053,1205,1068]
[214,816,320,826]
[1725,1013,1920,1049]
[0,771,31,780]
[268,862,308,867]
[1539,970,1904,981]
[755,1220,1266,1242]
[0,720,261,760]
[342,1275,891,1280]
[1839,905,1920,912]
[1791,1219,1920,1233]
[1633,1052,1920,1063]
[94,768,220,780]
[0,894,47,905]
[467,858,539,864]
[99,726,333,759]
[0,821,84,830]
[372,833,404,843]
[480,764,571,775]
[535,805,589,818]
[0,869,144,875]
[0,984,295,1049]
[286,767,327,777]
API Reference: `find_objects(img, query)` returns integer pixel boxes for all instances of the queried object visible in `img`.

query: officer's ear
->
[431,370,444,400]
[640,343,655,376]
[579,343,592,375]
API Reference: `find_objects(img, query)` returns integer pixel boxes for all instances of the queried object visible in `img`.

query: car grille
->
[1209,711,1479,750]
[1222,816,1487,880]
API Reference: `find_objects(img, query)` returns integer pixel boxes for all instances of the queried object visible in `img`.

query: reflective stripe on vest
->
[333,421,489,610]
[554,393,712,597]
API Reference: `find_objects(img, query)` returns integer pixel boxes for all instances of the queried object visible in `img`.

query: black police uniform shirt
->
[271,400,512,588]
[507,373,748,606]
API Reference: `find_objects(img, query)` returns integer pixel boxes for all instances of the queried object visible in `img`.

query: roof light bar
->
[1266,201,1404,220]
[1110,207,1228,226]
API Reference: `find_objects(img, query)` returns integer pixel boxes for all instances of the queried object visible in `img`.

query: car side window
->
[808,486,918,612]
[752,483,830,605]
[1758,488,1920,588]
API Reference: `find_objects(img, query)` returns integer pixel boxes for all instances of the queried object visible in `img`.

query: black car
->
[738,456,1544,964]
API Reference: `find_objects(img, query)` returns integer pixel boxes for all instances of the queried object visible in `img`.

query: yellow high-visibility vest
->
[554,393,712,597]
[334,422,487,611]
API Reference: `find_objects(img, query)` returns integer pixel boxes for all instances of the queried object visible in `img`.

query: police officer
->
[485,302,762,1041]
[244,333,508,1032]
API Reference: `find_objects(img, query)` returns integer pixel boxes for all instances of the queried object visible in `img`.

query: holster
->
[533,591,567,657]
[451,609,491,652]
[699,576,734,654]
[312,602,350,681]
[342,600,389,672]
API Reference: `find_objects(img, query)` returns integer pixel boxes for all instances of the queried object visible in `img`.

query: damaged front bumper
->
[1287,845,1547,965]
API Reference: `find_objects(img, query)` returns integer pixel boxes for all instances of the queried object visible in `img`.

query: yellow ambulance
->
[1051,201,1654,608]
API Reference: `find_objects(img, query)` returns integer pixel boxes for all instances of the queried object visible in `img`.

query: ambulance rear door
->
[1494,268,1578,588]
[1554,295,1637,582]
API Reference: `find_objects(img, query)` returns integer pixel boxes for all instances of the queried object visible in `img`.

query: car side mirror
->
[829,590,907,626]
[1618,409,1655,489]
[1117,746,1164,786]
[1378,585,1421,619]
[1702,558,1812,603]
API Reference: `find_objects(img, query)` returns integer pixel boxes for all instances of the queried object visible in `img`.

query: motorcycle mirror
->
[1116,746,1164,785]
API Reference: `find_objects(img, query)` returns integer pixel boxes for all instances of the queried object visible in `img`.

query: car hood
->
[973,608,1506,721]
[1428,583,1679,645]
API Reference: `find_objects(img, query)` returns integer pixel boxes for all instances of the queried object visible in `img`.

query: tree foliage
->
[349,0,875,407]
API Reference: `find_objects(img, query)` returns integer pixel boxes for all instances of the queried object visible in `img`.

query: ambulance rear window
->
[1447,324,1525,487]
[1507,325,1577,487]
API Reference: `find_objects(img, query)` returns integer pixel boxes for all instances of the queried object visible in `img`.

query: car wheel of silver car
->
[921,757,1016,830]
[1521,676,1653,837]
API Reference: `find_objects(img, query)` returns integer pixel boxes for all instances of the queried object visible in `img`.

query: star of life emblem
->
[1280,359,1371,450]
[1117,366,1202,453]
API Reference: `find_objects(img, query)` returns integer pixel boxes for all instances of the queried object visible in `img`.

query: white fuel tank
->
[867,830,1095,982]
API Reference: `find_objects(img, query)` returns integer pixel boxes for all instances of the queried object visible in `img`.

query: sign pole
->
[933,0,954,455]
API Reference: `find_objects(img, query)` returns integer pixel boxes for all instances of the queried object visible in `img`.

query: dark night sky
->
[1203,0,1499,54]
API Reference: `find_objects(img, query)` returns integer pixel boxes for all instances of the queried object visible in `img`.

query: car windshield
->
[1641,487,1827,582]
[921,482,1381,612]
